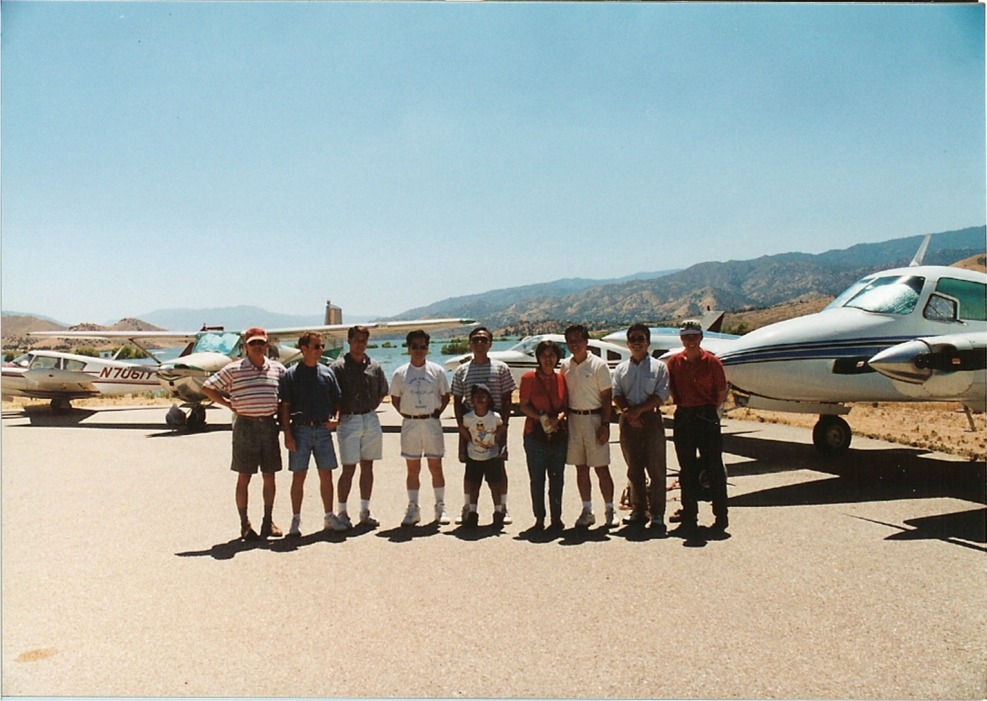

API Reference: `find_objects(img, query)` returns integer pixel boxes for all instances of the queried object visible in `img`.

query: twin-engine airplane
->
[716,237,986,454]
[2,350,161,411]
[29,317,476,429]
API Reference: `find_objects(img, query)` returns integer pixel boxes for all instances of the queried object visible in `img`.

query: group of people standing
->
[202,320,729,542]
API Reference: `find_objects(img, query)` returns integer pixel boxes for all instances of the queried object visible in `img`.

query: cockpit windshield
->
[192,331,242,356]
[825,275,925,315]
[510,336,571,359]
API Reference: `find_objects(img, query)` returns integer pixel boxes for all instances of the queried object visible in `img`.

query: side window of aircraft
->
[588,346,602,358]
[32,356,59,370]
[923,294,958,322]
[606,349,622,361]
[840,275,925,315]
[64,359,86,372]
[932,278,986,322]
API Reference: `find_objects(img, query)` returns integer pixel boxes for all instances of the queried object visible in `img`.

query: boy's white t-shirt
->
[462,409,503,461]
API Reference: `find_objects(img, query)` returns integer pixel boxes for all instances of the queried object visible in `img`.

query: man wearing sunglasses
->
[279,332,345,537]
[202,326,287,541]
[450,326,516,525]
[391,329,451,526]
[612,323,671,536]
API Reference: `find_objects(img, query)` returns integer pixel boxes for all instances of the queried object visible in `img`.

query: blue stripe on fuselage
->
[718,336,917,366]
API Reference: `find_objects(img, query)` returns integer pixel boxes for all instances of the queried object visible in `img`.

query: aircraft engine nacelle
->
[868,333,986,402]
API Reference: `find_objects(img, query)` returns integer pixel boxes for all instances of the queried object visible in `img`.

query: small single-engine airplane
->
[715,237,986,454]
[444,334,634,386]
[1,350,161,412]
[31,317,477,429]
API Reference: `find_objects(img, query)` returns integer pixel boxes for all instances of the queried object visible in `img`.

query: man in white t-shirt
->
[391,329,452,526]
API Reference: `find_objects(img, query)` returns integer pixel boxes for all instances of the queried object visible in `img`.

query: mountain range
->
[386,226,985,331]
[3,226,984,348]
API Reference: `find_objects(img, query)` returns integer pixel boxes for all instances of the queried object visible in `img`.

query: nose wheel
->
[186,405,207,431]
[812,415,852,454]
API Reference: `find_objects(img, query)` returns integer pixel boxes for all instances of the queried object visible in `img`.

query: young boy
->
[459,384,506,527]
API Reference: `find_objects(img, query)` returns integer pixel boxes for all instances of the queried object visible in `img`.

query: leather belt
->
[293,419,331,427]
[569,408,601,415]
[239,415,276,421]
[402,413,437,419]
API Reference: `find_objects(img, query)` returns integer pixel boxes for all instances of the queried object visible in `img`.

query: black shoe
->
[711,516,729,532]
[622,511,648,526]
[650,520,668,537]
[259,520,283,539]
[492,511,506,528]
[532,519,545,531]
[668,508,683,523]
[464,511,479,528]
[548,519,565,531]
[241,523,259,541]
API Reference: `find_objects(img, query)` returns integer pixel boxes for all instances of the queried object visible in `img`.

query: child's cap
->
[470,383,493,401]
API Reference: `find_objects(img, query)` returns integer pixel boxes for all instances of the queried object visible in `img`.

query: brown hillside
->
[953,254,986,272]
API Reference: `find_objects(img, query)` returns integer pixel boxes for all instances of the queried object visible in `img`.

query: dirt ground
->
[5,393,984,462]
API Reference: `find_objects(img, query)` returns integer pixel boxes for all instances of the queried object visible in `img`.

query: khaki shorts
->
[400,417,445,459]
[566,413,610,467]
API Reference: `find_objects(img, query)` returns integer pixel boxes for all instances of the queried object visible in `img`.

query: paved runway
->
[2,403,985,698]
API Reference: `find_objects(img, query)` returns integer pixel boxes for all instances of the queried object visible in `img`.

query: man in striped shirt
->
[203,327,287,541]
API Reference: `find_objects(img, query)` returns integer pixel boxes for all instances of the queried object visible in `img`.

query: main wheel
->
[50,398,72,413]
[812,415,852,455]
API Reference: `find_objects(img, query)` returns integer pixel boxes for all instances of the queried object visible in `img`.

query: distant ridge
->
[390,226,985,330]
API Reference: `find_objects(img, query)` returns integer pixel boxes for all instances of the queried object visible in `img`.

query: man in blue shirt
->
[612,323,671,535]
[279,332,345,537]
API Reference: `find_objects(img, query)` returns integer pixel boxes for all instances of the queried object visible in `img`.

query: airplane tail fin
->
[909,234,931,267]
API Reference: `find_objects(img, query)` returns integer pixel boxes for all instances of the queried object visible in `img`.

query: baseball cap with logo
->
[679,319,703,336]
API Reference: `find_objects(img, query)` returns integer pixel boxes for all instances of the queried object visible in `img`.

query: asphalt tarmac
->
[2,403,985,699]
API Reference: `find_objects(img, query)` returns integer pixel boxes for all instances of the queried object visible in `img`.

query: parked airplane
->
[31,317,476,429]
[447,314,740,387]
[715,239,986,454]
[444,334,634,386]
[1,350,161,411]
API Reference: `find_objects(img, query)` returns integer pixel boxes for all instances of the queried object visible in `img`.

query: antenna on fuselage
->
[909,235,931,267]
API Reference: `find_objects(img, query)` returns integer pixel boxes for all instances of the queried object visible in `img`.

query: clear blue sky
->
[2,2,984,325]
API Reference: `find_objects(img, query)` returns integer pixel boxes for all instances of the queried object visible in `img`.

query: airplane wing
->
[28,330,199,362]
[263,317,478,343]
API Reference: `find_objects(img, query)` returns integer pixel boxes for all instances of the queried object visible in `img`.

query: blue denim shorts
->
[288,424,339,472]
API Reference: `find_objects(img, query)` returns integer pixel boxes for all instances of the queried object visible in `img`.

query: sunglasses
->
[628,335,648,343]
[410,344,428,351]
[306,344,325,350]
[470,337,491,344]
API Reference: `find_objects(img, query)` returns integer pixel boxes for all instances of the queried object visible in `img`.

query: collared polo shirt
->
[330,353,388,414]
[560,353,612,411]
[203,357,286,417]
[667,349,727,408]
[451,358,516,413]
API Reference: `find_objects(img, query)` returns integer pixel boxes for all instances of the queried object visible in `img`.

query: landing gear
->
[186,405,207,431]
[812,415,852,455]
[50,398,72,413]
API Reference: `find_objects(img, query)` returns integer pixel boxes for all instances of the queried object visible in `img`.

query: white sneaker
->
[502,508,513,525]
[336,512,353,530]
[454,504,469,525]
[435,502,450,525]
[575,509,596,528]
[402,502,421,527]
[605,506,616,527]
[288,515,302,537]
[324,513,347,532]
[359,510,379,528]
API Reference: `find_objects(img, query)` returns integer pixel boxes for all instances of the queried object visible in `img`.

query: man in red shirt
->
[666,319,729,533]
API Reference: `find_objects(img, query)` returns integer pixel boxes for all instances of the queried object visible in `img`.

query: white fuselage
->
[716,265,986,411]
[1,351,160,401]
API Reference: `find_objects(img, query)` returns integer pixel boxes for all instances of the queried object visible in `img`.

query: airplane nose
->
[868,340,933,384]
